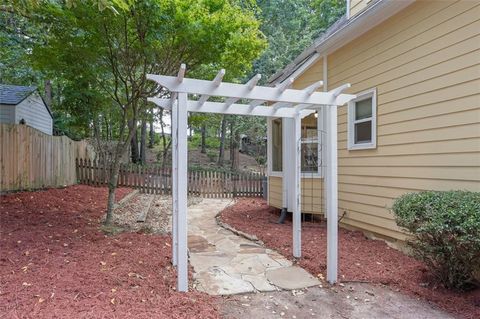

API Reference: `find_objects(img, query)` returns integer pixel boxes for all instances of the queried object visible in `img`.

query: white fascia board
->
[279,53,321,87]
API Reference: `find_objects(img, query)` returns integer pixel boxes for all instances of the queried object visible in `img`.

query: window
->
[268,111,324,176]
[272,118,282,172]
[348,88,376,150]
[301,113,319,173]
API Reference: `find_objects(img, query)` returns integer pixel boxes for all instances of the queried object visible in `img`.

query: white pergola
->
[147,64,355,292]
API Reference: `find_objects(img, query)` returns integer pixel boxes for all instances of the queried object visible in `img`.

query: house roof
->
[268,0,415,85]
[0,84,53,118]
[0,84,37,105]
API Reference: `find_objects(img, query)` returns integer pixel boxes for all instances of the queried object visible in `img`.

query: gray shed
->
[0,84,53,135]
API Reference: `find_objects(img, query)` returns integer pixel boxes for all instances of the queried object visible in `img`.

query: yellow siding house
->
[267,0,480,242]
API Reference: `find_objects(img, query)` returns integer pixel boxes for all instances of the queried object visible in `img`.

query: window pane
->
[301,142,318,172]
[301,113,317,139]
[272,119,282,171]
[355,121,372,144]
[355,98,372,120]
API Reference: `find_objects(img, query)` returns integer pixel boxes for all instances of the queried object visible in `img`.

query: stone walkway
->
[188,199,320,295]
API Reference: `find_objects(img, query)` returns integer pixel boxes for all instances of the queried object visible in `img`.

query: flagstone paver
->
[187,199,320,295]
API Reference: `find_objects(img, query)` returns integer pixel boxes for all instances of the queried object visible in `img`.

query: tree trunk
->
[44,79,52,107]
[201,124,207,154]
[148,113,155,148]
[229,117,239,171]
[140,119,147,164]
[105,160,120,225]
[130,120,139,163]
[218,115,227,165]
[104,119,137,226]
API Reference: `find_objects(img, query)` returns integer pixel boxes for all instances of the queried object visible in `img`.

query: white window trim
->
[347,88,377,150]
[267,118,283,177]
[267,112,325,178]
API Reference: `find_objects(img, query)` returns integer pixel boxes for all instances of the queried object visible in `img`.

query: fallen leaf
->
[38,298,45,303]
[110,298,115,305]
[100,261,106,266]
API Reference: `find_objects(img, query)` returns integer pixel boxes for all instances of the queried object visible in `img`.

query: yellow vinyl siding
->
[292,57,323,90]
[268,176,325,214]
[349,0,371,18]
[271,0,480,240]
[268,176,283,208]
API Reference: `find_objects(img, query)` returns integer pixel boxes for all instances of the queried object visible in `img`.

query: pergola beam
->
[247,74,262,89]
[222,74,261,110]
[274,80,323,113]
[276,77,294,93]
[177,64,186,83]
[329,83,351,97]
[195,69,225,109]
[148,97,315,118]
[147,74,355,106]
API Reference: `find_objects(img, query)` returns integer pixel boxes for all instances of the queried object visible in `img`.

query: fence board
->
[75,160,265,198]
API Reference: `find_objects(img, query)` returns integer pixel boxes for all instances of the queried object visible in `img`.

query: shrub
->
[392,191,480,290]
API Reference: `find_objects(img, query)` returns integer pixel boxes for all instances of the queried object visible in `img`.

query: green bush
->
[392,191,480,290]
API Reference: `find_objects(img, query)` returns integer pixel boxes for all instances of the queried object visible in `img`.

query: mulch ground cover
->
[0,185,219,319]
[219,198,480,319]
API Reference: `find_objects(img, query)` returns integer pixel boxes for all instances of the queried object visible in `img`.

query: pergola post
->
[292,114,302,258]
[176,92,189,292]
[326,104,338,283]
[171,96,178,266]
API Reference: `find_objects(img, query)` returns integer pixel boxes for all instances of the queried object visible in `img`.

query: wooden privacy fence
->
[76,158,265,198]
[0,124,93,192]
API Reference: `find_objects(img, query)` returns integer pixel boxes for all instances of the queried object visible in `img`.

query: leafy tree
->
[28,0,265,225]
[252,0,345,82]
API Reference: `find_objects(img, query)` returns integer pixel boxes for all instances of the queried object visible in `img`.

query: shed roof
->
[0,84,37,105]
[0,84,53,119]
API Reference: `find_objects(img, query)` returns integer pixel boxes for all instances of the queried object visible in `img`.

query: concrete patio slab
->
[266,266,321,290]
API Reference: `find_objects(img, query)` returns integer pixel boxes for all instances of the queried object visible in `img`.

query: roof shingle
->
[0,84,37,105]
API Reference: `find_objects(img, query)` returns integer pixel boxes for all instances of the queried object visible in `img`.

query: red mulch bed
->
[220,198,480,319]
[0,185,219,319]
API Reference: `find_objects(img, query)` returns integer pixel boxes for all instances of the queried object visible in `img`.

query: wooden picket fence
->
[76,158,265,198]
[1,124,94,192]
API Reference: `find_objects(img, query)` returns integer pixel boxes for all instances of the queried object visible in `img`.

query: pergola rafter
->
[147,64,356,292]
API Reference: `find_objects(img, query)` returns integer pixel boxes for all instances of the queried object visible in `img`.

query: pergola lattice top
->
[147,64,354,118]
